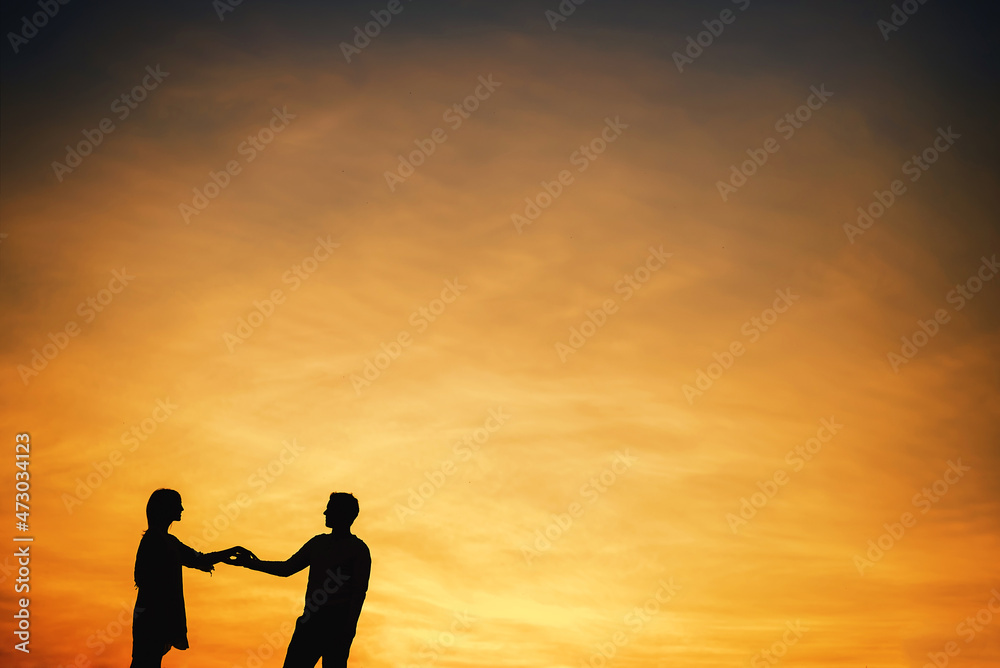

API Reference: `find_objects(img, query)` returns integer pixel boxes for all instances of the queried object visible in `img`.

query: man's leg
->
[282,615,324,668]
[320,608,358,668]
[320,639,353,668]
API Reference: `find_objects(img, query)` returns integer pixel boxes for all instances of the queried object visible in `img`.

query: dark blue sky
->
[3,0,998,182]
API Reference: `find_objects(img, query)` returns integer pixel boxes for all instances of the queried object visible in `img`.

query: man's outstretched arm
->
[232,540,311,577]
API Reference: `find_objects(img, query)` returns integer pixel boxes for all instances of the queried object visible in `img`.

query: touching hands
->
[220,546,259,567]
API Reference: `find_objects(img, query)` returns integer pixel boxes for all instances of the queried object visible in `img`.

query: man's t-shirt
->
[287,533,371,617]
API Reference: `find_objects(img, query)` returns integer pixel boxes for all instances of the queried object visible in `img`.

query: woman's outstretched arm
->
[177,540,255,572]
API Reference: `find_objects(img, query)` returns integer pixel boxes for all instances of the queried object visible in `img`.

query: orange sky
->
[1,2,999,667]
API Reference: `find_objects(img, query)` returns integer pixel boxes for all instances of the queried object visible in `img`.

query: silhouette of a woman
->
[129,488,252,668]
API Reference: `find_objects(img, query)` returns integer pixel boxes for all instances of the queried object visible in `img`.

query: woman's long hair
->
[145,488,181,528]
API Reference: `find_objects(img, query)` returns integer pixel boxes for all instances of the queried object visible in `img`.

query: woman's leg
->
[129,641,169,668]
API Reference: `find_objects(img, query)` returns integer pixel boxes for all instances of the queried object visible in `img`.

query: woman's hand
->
[221,545,259,567]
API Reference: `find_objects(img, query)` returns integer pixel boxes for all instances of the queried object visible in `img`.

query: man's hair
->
[146,488,181,525]
[328,492,360,525]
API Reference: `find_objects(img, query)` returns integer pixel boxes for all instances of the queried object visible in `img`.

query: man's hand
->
[221,546,259,567]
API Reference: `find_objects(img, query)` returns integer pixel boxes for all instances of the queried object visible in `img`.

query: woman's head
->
[146,488,183,527]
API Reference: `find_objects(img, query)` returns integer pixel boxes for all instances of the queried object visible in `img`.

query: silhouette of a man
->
[232,492,371,668]
[131,488,252,668]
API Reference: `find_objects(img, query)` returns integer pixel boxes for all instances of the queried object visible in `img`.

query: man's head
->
[324,492,359,530]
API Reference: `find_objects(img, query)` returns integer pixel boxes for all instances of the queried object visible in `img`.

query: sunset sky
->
[1,1,999,667]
